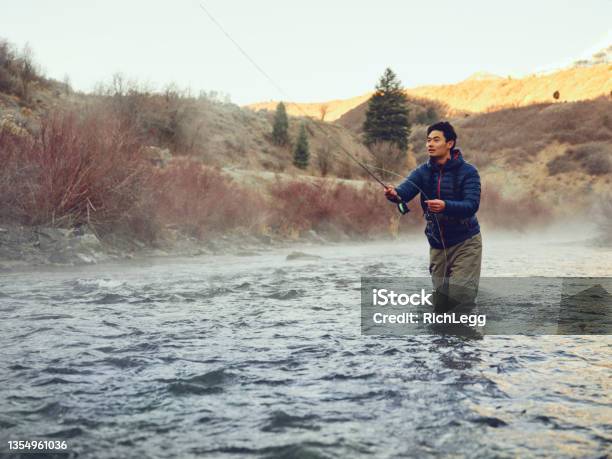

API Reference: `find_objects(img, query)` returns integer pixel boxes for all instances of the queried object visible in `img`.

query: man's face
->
[426,130,453,159]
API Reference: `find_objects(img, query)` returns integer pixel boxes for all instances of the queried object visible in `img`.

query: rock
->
[37,227,73,241]
[133,240,146,249]
[79,232,101,246]
[36,228,72,251]
[76,253,96,264]
[286,251,322,261]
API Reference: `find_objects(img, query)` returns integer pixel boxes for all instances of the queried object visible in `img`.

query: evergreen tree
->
[363,68,410,151]
[272,102,289,146]
[293,123,310,169]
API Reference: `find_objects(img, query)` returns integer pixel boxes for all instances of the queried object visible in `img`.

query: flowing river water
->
[1,230,611,458]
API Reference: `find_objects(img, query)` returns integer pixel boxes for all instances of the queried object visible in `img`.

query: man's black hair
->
[427,121,457,150]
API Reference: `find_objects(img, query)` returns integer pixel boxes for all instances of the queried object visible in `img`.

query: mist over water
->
[0,229,610,458]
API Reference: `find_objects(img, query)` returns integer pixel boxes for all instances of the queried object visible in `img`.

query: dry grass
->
[547,142,612,176]
[407,97,612,170]
[247,63,611,123]
[246,93,373,122]
[408,64,612,113]
[87,80,374,181]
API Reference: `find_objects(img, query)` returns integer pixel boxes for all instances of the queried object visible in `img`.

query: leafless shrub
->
[0,109,154,239]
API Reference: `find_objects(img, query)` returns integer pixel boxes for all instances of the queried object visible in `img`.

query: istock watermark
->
[361,277,612,336]
[372,288,433,306]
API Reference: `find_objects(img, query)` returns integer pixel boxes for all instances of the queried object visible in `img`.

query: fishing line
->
[197,1,449,275]
[198,2,387,188]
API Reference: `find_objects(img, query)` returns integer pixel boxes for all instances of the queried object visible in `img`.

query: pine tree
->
[272,102,289,146]
[363,68,410,152]
[293,123,309,169]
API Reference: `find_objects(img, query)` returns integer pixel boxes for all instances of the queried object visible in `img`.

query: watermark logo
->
[372,288,433,306]
[361,277,612,336]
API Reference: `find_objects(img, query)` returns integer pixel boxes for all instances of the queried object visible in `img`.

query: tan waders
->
[429,233,482,313]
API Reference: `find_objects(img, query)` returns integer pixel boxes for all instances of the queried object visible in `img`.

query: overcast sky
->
[1,0,611,105]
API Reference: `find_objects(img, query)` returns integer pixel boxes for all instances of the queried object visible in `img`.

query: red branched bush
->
[151,159,265,238]
[268,179,420,239]
[6,104,561,244]
[0,110,154,238]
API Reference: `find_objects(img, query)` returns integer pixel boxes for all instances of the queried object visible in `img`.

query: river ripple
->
[0,235,610,458]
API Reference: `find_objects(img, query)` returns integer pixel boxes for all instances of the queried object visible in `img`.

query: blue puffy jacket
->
[395,148,481,249]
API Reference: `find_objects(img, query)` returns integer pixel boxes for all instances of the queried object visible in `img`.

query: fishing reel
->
[397,201,410,215]
[385,192,410,215]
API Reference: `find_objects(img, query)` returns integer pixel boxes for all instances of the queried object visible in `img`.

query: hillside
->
[335,95,612,220]
[405,97,612,218]
[246,93,372,122]
[407,63,611,113]
[2,58,610,224]
[0,86,375,181]
[247,61,611,120]
[0,36,610,251]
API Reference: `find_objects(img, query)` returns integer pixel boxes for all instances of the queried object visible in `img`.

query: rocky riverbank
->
[0,223,347,272]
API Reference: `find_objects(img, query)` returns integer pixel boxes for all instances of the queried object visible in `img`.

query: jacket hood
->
[427,148,465,171]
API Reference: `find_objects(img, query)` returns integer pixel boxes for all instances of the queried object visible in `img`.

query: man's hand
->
[424,199,446,213]
[384,186,401,203]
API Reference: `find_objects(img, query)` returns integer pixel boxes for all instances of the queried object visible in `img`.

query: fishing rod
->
[197,1,449,274]
[313,135,413,215]
[200,3,396,200]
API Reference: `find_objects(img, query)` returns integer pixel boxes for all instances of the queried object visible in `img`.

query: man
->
[384,121,482,313]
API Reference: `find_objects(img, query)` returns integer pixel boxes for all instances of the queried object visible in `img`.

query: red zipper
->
[437,166,446,246]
